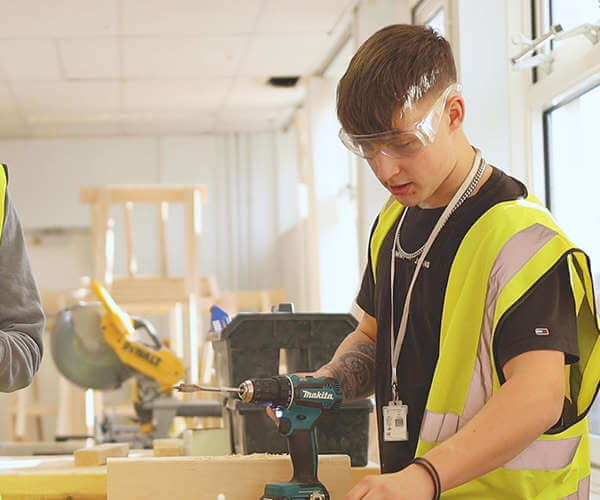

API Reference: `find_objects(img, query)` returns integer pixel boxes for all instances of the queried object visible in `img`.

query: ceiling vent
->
[267,76,300,87]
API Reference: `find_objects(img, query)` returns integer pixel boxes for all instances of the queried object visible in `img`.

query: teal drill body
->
[238,374,343,500]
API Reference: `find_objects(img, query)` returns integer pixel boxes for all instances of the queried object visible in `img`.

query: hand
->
[266,406,278,424]
[264,371,316,425]
[344,464,436,500]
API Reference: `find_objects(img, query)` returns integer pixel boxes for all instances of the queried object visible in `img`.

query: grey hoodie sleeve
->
[0,191,44,392]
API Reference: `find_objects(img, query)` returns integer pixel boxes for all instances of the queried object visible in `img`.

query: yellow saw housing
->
[91,280,185,393]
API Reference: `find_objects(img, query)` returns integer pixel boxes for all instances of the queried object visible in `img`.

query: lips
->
[390,182,412,195]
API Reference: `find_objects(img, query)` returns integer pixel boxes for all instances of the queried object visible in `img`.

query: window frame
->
[412,0,444,26]
[522,2,600,204]
[542,80,600,212]
[412,0,460,73]
[528,0,600,465]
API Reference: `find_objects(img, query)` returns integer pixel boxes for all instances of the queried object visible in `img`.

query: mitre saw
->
[51,281,219,446]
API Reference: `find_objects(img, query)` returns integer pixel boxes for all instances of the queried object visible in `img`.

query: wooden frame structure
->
[80,185,208,384]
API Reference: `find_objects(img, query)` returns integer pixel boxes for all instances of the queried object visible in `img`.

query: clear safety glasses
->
[338,83,462,160]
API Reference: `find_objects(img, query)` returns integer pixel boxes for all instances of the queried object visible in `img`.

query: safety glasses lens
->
[340,131,425,159]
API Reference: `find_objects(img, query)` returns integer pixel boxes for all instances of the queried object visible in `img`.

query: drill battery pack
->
[261,481,328,500]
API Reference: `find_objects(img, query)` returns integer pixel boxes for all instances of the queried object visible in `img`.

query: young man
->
[315,25,599,498]
[0,164,44,392]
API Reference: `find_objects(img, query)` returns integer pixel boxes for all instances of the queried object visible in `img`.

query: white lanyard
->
[389,149,483,400]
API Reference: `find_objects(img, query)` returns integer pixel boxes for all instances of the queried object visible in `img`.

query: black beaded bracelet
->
[412,456,441,500]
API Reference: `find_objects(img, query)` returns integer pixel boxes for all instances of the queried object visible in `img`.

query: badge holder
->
[383,383,408,442]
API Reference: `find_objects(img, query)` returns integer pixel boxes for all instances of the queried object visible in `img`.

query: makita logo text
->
[302,390,334,400]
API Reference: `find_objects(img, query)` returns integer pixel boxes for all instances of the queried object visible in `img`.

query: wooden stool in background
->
[80,185,210,384]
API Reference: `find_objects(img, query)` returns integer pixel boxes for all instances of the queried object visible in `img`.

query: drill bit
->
[174,383,240,394]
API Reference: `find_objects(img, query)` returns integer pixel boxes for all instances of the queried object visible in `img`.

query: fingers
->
[265,406,278,424]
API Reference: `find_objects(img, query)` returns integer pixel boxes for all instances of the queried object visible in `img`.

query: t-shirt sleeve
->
[356,217,379,318]
[494,256,579,381]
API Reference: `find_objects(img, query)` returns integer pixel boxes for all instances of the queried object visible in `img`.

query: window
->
[426,8,445,35]
[413,0,446,36]
[412,0,459,68]
[526,0,599,82]
[544,81,600,433]
[550,0,600,32]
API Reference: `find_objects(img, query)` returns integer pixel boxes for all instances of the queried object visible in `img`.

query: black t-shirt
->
[356,167,579,473]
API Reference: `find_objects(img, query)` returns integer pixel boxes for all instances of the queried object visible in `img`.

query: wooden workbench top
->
[0,453,379,500]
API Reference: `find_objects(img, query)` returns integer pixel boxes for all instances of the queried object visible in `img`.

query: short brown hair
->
[337,24,457,135]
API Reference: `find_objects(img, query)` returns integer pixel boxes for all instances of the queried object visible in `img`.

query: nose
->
[370,152,403,182]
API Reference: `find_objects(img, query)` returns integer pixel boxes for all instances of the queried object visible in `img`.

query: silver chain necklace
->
[395,159,487,260]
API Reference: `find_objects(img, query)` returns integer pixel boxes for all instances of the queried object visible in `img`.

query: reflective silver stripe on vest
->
[504,437,580,470]
[561,475,590,499]
[421,223,558,445]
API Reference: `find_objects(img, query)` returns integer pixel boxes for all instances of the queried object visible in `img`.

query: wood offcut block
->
[107,454,351,499]
[74,443,130,466]
[153,438,184,457]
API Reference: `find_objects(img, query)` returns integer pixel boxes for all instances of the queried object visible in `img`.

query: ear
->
[447,95,465,131]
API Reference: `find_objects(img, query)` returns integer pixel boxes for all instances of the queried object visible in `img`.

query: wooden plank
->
[350,462,380,488]
[0,456,106,498]
[123,202,137,277]
[74,443,130,466]
[107,454,351,499]
[152,439,184,457]
[158,201,169,277]
[0,451,151,498]
[169,302,184,359]
[80,186,207,205]
[91,189,113,285]
[110,277,187,303]
[15,390,27,440]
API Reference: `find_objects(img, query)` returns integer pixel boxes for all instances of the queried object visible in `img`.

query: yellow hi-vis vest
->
[370,194,600,499]
[0,165,7,238]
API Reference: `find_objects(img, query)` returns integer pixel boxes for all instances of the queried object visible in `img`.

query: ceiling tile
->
[0,40,61,80]
[257,0,355,33]
[58,38,119,79]
[14,81,119,114]
[0,82,21,114]
[123,37,246,78]
[121,114,216,135]
[225,77,305,108]
[0,115,30,138]
[1,1,118,37]
[121,0,263,35]
[28,120,123,137]
[215,107,291,132]
[122,79,232,111]
[323,36,354,79]
[239,33,335,76]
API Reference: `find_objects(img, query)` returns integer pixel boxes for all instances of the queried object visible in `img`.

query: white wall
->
[457,0,514,177]
[304,76,361,313]
[0,131,303,442]
[4,133,286,294]
[354,0,411,263]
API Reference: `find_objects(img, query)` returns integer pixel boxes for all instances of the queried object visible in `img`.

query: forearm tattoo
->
[321,341,376,401]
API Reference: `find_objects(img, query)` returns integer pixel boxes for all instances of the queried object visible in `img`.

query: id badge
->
[383,400,408,442]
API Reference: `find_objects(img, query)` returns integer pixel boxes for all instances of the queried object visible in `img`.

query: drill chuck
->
[238,376,293,407]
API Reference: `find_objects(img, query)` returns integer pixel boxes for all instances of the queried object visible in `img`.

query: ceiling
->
[0,0,357,138]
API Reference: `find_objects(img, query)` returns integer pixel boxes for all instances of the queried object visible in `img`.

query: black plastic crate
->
[227,398,374,467]
[210,312,358,387]
[211,311,373,466]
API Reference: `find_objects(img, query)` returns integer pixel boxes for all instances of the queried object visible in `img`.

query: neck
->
[418,137,490,209]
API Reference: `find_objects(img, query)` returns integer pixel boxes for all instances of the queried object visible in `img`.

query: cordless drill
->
[239,374,343,500]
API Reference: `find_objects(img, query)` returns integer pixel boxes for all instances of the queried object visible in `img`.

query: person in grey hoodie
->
[0,164,44,392]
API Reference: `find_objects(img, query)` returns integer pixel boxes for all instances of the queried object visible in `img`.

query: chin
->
[392,193,420,207]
